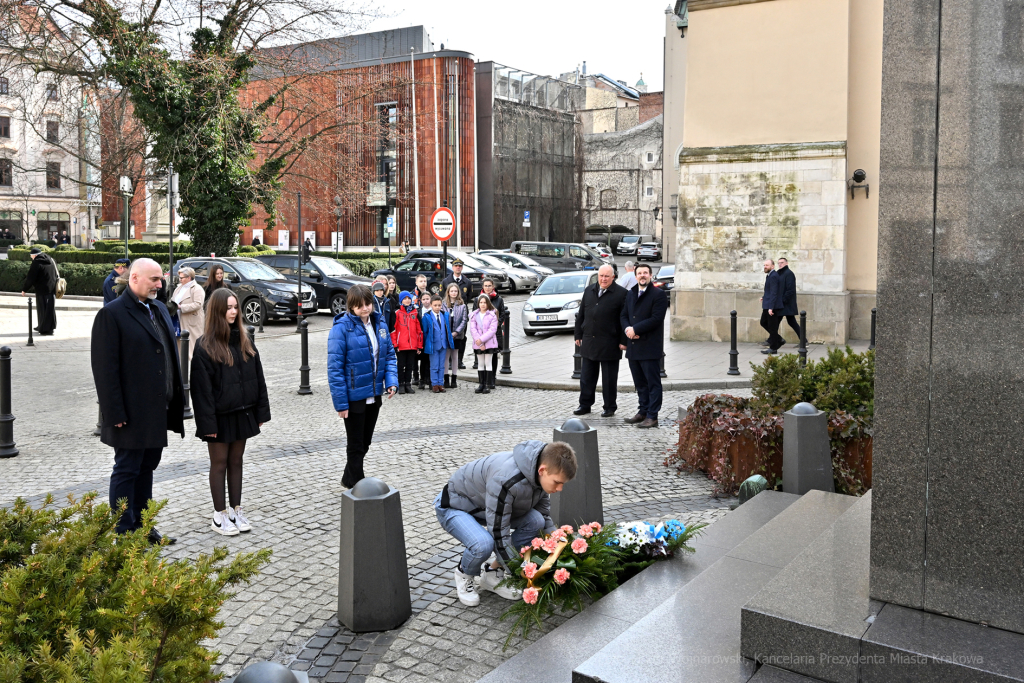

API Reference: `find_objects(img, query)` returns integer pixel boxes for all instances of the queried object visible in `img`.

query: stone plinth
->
[782,403,834,496]
[549,418,603,527]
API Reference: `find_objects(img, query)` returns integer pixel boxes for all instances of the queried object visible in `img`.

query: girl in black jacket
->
[191,288,271,536]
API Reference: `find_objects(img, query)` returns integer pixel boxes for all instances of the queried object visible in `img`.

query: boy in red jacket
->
[392,291,423,394]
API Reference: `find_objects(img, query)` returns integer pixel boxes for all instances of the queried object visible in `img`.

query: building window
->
[600,189,617,209]
[0,77,8,95]
[45,84,58,100]
[647,152,654,162]
[46,162,60,188]
[645,186,654,197]
[586,186,595,207]
[0,116,9,138]
[0,159,12,186]
[46,120,58,143]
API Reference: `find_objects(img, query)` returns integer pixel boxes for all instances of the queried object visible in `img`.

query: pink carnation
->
[571,538,588,554]
[560,525,574,534]
[553,568,570,585]
[590,522,602,533]
[523,587,539,605]
[520,546,530,557]
[549,529,566,543]
[578,524,594,538]
[542,538,559,553]
[523,562,538,579]
[531,537,544,550]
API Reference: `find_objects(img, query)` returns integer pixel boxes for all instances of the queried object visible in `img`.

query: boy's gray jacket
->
[443,439,556,569]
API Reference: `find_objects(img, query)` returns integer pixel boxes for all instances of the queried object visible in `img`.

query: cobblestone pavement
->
[0,320,749,682]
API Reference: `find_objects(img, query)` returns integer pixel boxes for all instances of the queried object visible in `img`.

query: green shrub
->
[0,261,111,296]
[0,238,25,248]
[15,244,53,254]
[129,241,191,254]
[92,239,143,253]
[0,494,270,683]
[52,244,78,252]
[347,258,391,277]
[237,245,257,254]
[749,347,874,418]
[255,245,275,255]
[31,240,57,248]
[7,250,172,266]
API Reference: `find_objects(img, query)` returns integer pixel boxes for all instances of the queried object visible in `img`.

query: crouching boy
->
[434,440,577,606]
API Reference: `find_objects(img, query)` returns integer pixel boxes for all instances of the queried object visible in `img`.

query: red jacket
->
[392,307,423,351]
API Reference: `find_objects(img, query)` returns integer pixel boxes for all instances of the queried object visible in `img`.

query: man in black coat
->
[764,257,801,354]
[21,248,58,335]
[574,264,627,417]
[620,263,669,428]
[441,258,475,369]
[91,258,185,543]
[759,258,779,346]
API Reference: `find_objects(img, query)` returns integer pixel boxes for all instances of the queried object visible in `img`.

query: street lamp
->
[119,176,133,262]
[333,195,343,260]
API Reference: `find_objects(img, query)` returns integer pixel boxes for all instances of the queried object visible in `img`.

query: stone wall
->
[671,141,858,343]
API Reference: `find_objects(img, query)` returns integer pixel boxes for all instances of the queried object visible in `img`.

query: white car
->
[473,253,540,293]
[617,235,643,255]
[636,242,663,261]
[521,271,598,336]
[479,250,555,280]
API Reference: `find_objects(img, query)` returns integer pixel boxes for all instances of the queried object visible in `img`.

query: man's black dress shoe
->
[601,410,616,418]
[573,407,591,416]
[148,528,176,545]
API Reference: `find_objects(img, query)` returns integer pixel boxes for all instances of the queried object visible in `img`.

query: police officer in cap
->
[104,258,131,305]
[442,258,474,369]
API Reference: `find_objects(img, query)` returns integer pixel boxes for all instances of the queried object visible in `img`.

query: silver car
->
[479,250,555,280]
[474,253,540,293]
[521,271,597,336]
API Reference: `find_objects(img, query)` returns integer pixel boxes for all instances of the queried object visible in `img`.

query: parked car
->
[472,252,540,293]
[509,241,616,274]
[585,242,612,258]
[478,250,555,279]
[521,271,598,336]
[403,249,510,290]
[172,256,316,325]
[637,242,663,261]
[616,234,649,256]
[371,258,449,293]
[654,264,675,291]
[256,254,371,315]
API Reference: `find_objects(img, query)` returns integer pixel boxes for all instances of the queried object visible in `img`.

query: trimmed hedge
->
[351,258,392,277]
[0,260,110,296]
[53,244,79,252]
[276,249,393,261]
[0,238,26,247]
[94,240,193,254]
[7,248,171,265]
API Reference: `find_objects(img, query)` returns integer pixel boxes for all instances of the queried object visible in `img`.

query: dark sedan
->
[172,257,316,325]
[256,254,372,315]
[371,258,450,294]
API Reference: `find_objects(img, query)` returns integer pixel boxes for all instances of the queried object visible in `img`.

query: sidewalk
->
[497,297,870,391]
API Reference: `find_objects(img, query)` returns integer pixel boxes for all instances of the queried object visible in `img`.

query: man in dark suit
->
[441,258,474,369]
[574,264,627,417]
[21,248,59,335]
[91,258,185,543]
[764,257,801,354]
[620,263,670,428]
[759,259,779,346]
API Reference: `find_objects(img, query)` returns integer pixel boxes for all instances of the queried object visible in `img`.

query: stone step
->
[572,490,859,683]
[741,492,875,683]
[741,490,1024,683]
[478,491,802,683]
[747,666,825,683]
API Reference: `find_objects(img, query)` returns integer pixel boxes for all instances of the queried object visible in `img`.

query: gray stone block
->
[549,419,603,527]
[782,403,834,496]
[337,478,411,633]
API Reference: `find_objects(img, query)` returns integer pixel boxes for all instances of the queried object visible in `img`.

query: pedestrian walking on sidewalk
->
[328,284,398,489]
[392,290,423,394]
[442,283,468,388]
[759,259,780,348]
[469,294,499,394]
[423,294,454,392]
[574,264,627,418]
[91,258,184,544]
[21,248,59,335]
[190,289,270,536]
[763,257,801,355]
[620,263,669,429]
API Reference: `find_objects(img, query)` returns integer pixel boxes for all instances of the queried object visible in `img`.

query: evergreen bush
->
[0,238,25,248]
[0,261,110,296]
[348,259,391,277]
[0,494,271,683]
[7,251,172,266]
[52,244,78,252]
[237,245,257,254]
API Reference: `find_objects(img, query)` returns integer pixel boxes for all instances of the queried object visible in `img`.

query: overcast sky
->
[362,0,671,91]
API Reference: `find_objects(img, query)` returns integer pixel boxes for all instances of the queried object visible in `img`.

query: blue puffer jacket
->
[327,310,398,412]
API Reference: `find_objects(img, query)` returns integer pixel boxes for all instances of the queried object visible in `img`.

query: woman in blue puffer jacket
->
[328,284,399,488]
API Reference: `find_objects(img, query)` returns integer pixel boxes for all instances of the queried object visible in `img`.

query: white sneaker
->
[230,506,251,532]
[478,566,521,600]
[453,566,480,606]
[211,510,239,536]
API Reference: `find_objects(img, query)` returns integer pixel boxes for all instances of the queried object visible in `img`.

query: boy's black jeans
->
[397,350,417,385]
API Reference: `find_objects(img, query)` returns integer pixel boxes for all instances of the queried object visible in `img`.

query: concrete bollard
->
[782,402,835,495]
[549,418,603,527]
[338,477,411,632]
[0,347,18,458]
[234,661,308,683]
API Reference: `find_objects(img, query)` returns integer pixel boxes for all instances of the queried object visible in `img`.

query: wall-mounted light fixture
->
[848,169,869,199]
[670,193,678,222]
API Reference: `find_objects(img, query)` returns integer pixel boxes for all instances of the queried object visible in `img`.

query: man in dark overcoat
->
[759,258,779,346]
[91,258,185,543]
[620,262,669,428]
[573,264,627,417]
[21,248,58,335]
[764,257,801,354]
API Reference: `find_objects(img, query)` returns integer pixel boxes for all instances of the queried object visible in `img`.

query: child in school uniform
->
[391,291,423,394]
[422,294,454,392]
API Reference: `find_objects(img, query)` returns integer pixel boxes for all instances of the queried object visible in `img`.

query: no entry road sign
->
[430,207,456,242]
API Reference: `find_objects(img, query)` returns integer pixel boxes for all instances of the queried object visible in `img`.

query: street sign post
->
[431,206,456,279]
[523,210,530,228]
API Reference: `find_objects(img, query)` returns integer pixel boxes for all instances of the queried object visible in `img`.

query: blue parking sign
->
[524,211,530,221]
